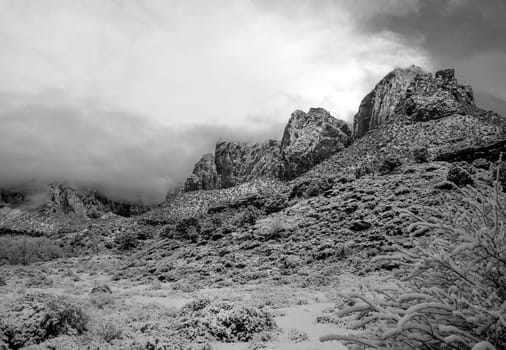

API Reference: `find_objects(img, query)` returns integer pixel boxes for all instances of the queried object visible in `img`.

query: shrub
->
[233,206,260,227]
[264,217,285,240]
[335,242,353,260]
[412,147,430,163]
[0,293,88,349]
[114,231,139,251]
[0,236,63,265]
[175,217,201,242]
[473,158,490,170]
[378,156,402,175]
[354,159,375,179]
[96,320,122,343]
[158,224,176,239]
[89,293,115,309]
[177,299,276,342]
[261,193,288,214]
[320,175,506,349]
[447,164,474,187]
[288,328,309,342]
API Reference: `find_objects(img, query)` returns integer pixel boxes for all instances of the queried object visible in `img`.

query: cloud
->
[349,0,506,116]
[0,0,439,201]
[0,91,286,203]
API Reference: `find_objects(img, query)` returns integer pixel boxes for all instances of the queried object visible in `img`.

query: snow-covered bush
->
[0,293,88,348]
[176,298,276,342]
[321,169,506,350]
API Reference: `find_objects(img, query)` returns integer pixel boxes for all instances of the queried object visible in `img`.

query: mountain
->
[280,107,352,180]
[2,65,506,349]
[184,107,351,191]
[0,182,149,219]
[353,66,476,138]
[121,66,506,288]
[297,66,506,183]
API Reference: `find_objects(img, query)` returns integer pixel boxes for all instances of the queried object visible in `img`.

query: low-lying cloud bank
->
[0,92,285,203]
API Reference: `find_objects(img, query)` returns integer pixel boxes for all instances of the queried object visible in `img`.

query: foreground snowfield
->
[0,253,397,349]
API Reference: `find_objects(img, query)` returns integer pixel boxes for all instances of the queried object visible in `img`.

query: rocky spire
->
[280,107,352,180]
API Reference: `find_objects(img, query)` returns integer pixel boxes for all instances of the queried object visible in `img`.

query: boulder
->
[280,108,352,179]
[90,284,112,294]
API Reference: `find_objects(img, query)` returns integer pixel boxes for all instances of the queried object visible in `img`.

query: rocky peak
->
[46,183,88,216]
[184,107,353,191]
[353,66,476,138]
[42,183,148,217]
[280,107,352,180]
[215,139,282,188]
[184,153,220,191]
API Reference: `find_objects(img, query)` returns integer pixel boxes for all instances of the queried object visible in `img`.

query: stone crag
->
[215,139,283,188]
[353,66,476,138]
[280,108,352,180]
[185,108,352,191]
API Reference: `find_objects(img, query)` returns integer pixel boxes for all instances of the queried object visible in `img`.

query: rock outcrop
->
[46,183,89,216]
[43,183,148,217]
[280,108,352,179]
[353,66,476,138]
[215,140,282,188]
[184,153,220,191]
[0,189,27,206]
[184,108,351,190]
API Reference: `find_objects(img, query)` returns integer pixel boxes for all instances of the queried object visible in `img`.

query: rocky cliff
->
[1,183,148,218]
[280,108,352,179]
[184,108,351,190]
[353,66,476,138]
[215,139,283,188]
[46,183,148,217]
[184,153,220,191]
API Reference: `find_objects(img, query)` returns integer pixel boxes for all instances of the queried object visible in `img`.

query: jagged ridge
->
[185,107,352,191]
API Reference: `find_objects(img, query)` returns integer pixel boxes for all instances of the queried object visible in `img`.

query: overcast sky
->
[0,0,505,202]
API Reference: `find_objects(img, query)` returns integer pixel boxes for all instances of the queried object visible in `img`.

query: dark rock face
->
[280,108,352,179]
[184,153,220,191]
[47,183,88,216]
[46,183,147,217]
[353,66,423,138]
[353,66,476,138]
[184,140,283,191]
[0,189,27,206]
[215,140,282,188]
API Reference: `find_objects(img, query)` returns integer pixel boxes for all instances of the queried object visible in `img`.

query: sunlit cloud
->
[0,0,439,200]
